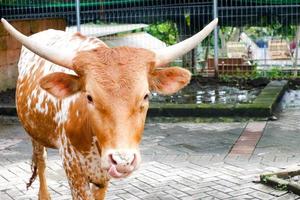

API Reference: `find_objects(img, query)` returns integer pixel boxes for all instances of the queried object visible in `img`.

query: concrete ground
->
[0,107,300,200]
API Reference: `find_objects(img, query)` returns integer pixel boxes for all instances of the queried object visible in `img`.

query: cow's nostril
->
[131,153,137,166]
[108,152,137,167]
[109,154,117,165]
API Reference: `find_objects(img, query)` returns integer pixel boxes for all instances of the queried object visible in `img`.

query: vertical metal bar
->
[293,26,300,77]
[76,0,81,32]
[213,0,218,77]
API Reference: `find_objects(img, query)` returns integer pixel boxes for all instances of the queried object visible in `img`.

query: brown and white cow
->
[1,18,218,200]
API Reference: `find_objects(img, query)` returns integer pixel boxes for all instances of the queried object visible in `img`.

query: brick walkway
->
[228,121,266,156]
[1,108,300,199]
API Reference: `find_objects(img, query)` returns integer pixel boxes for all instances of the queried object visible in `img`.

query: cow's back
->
[16,29,105,148]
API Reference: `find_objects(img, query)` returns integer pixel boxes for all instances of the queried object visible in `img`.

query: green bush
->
[146,22,178,46]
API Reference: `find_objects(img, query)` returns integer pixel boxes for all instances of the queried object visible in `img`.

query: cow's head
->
[1,18,217,179]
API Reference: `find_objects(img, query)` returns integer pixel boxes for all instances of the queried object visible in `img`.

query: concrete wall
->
[0,18,66,92]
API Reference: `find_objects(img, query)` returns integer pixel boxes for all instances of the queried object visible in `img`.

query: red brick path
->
[228,122,267,156]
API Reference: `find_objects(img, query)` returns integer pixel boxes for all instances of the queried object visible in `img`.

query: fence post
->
[76,0,81,32]
[213,0,218,77]
[293,26,300,77]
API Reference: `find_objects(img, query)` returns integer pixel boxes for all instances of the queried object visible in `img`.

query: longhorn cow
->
[1,18,218,200]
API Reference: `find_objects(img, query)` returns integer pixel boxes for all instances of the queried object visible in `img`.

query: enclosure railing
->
[0,0,299,77]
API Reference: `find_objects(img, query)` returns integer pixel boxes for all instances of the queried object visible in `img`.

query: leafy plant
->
[219,74,231,83]
[184,13,191,27]
[276,183,288,191]
[260,174,272,184]
[146,21,179,46]
[218,65,299,82]
[265,67,283,79]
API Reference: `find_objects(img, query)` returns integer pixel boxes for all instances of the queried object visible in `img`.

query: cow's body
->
[17,30,111,199]
[2,17,217,200]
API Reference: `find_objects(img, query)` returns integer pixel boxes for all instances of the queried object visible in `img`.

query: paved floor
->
[0,108,300,200]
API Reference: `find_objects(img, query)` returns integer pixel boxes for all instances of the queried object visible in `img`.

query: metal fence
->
[216,1,300,77]
[1,0,300,76]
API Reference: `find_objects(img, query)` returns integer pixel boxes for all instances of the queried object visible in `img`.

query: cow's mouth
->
[108,165,131,178]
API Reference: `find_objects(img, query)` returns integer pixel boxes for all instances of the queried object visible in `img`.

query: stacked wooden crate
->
[268,39,290,60]
[226,41,248,59]
[0,18,66,91]
[205,58,254,76]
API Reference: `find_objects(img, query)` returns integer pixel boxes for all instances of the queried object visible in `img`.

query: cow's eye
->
[87,95,93,103]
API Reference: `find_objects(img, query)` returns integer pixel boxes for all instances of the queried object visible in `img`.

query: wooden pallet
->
[226,42,248,59]
[268,39,291,60]
[203,58,254,77]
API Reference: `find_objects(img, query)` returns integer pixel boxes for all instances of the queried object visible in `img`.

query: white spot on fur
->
[29,88,57,114]
[27,97,31,110]
[35,90,47,114]
[54,93,80,125]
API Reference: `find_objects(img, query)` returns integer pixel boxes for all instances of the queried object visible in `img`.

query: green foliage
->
[219,27,239,42]
[265,67,283,79]
[146,22,178,46]
[218,65,299,82]
[260,174,288,192]
[244,20,297,41]
[267,19,297,40]
[276,183,288,191]
[219,74,231,83]
[249,70,261,79]
[184,13,191,27]
[260,174,272,183]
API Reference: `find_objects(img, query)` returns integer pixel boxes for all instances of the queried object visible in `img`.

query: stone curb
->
[260,169,300,195]
[149,80,288,118]
[0,105,17,116]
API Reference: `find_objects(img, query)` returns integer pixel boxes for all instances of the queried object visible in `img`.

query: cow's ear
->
[39,72,82,98]
[149,67,191,95]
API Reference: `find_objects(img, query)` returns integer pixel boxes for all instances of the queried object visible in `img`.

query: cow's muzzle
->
[106,151,138,178]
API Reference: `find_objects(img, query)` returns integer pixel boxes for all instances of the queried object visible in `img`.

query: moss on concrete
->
[148,80,288,118]
[260,169,300,195]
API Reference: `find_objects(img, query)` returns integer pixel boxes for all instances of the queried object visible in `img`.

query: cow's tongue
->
[108,165,123,178]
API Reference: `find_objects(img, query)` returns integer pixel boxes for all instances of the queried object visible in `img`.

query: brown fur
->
[17,31,191,200]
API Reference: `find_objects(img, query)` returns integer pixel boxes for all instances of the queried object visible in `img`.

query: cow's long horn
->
[1,18,75,69]
[154,18,218,67]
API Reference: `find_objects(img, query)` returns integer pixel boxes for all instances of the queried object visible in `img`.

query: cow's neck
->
[60,95,109,185]
[63,95,94,154]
